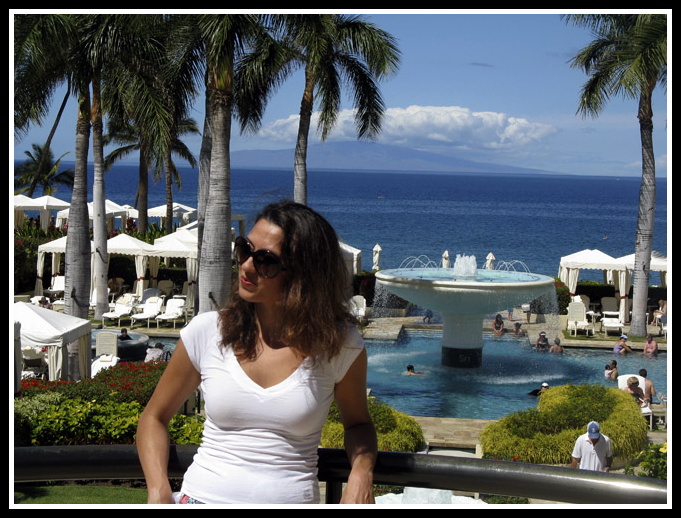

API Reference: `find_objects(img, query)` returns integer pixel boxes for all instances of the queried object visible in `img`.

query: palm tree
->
[564,14,667,336]
[14,143,74,197]
[239,14,400,205]
[169,14,264,313]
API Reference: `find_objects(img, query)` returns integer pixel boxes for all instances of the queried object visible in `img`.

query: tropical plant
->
[14,143,74,196]
[563,14,667,336]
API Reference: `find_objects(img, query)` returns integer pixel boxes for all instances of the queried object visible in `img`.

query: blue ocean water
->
[86,164,667,282]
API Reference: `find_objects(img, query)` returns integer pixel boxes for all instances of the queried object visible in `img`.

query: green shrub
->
[625,443,667,480]
[480,384,647,465]
[322,398,424,453]
[19,362,167,406]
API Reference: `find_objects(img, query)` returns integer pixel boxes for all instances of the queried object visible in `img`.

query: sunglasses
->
[234,236,286,279]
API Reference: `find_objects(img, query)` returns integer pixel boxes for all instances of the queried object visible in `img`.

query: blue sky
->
[12,10,669,177]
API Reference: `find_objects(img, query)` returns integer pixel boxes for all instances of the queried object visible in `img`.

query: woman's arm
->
[334,348,378,504]
[136,340,201,504]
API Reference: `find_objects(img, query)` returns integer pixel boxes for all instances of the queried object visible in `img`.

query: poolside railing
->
[14,445,667,505]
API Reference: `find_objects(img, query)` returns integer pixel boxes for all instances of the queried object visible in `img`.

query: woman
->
[613,335,634,354]
[492,314,505,335]
[137,201,377,505]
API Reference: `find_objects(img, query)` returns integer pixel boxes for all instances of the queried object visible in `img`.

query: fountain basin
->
[375,267,555,367]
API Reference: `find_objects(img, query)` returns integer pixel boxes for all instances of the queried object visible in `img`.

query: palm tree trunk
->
[137,147,149,233]
[65,89,92,322]
[91,75,109,320]
[164,149,174,234]
[198,89,232,312]
[629,90,657,336]
[195,96,213,312]
[293,70,314,206]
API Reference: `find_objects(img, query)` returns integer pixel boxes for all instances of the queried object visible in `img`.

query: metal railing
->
[14,445,667,505]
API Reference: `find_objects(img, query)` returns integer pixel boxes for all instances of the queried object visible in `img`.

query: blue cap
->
[587,421,601,439]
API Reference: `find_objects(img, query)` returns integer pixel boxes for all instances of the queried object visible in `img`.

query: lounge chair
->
[88,288,111,313]
[566,302,593,336]
[95,331,119,357]
[101,293,136,327]
[601,316,624,336]
[44,275,65,298]
[91,354,119,376]
[131,296,164,327]
[140,288,162,303]
[21,345,48,379]
[155,298,186,328]
[157,280,175,298]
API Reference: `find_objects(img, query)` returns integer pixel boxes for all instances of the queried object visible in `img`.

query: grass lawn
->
[14,484,148,505]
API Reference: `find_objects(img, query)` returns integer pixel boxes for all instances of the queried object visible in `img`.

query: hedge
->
[480,384,648,465]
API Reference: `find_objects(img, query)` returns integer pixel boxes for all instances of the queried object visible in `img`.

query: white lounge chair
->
[101,294,136,327]
[140,288,162,303]
[131,296,164,327]
[95,331,119,357]
[155,298,186,328]
[601,317,624,336]
[91,354,119,376]
[566,302,593,336]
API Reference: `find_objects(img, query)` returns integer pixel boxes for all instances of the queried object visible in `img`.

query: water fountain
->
[374,254,555,368]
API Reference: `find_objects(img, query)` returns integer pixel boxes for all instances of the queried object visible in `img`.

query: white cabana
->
[148,202,197,227]
[152,228,198,310]
[14,194,71,231]
[14,302,92,381]
[35,235,95,297]
[55,199,130,232]
[615,251,668,287]
[107,233,159,299]
[340,242,362,277]
[558,249,621,297]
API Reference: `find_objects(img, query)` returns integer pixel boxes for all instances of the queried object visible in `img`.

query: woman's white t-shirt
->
[178,311,364,504]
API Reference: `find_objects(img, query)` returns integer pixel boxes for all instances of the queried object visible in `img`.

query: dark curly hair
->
[218,200,355,361]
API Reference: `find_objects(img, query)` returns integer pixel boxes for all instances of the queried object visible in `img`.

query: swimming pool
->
[150,330,666,421]
[365,331,667,420]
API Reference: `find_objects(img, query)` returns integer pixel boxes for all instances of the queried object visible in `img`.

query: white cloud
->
[256,105,558,152]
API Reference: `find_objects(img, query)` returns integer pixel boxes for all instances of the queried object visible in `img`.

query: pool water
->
[151,330,666,421]
[365,331,667,420]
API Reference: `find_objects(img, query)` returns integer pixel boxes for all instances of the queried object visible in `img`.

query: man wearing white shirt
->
[571,421,613,472]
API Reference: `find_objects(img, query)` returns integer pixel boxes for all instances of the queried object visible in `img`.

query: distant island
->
[230,140,561,177]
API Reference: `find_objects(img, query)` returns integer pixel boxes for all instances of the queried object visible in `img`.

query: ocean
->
[80,163,667,283]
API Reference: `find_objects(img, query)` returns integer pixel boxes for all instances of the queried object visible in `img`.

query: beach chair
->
[101,293,136,327]
[157,280,175,298]
[91,354,119,377]
[601,317,624,336]
[95,331,119,358]
[131,296,165,327]
[155,298,186,328]
[566,302,593,336]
